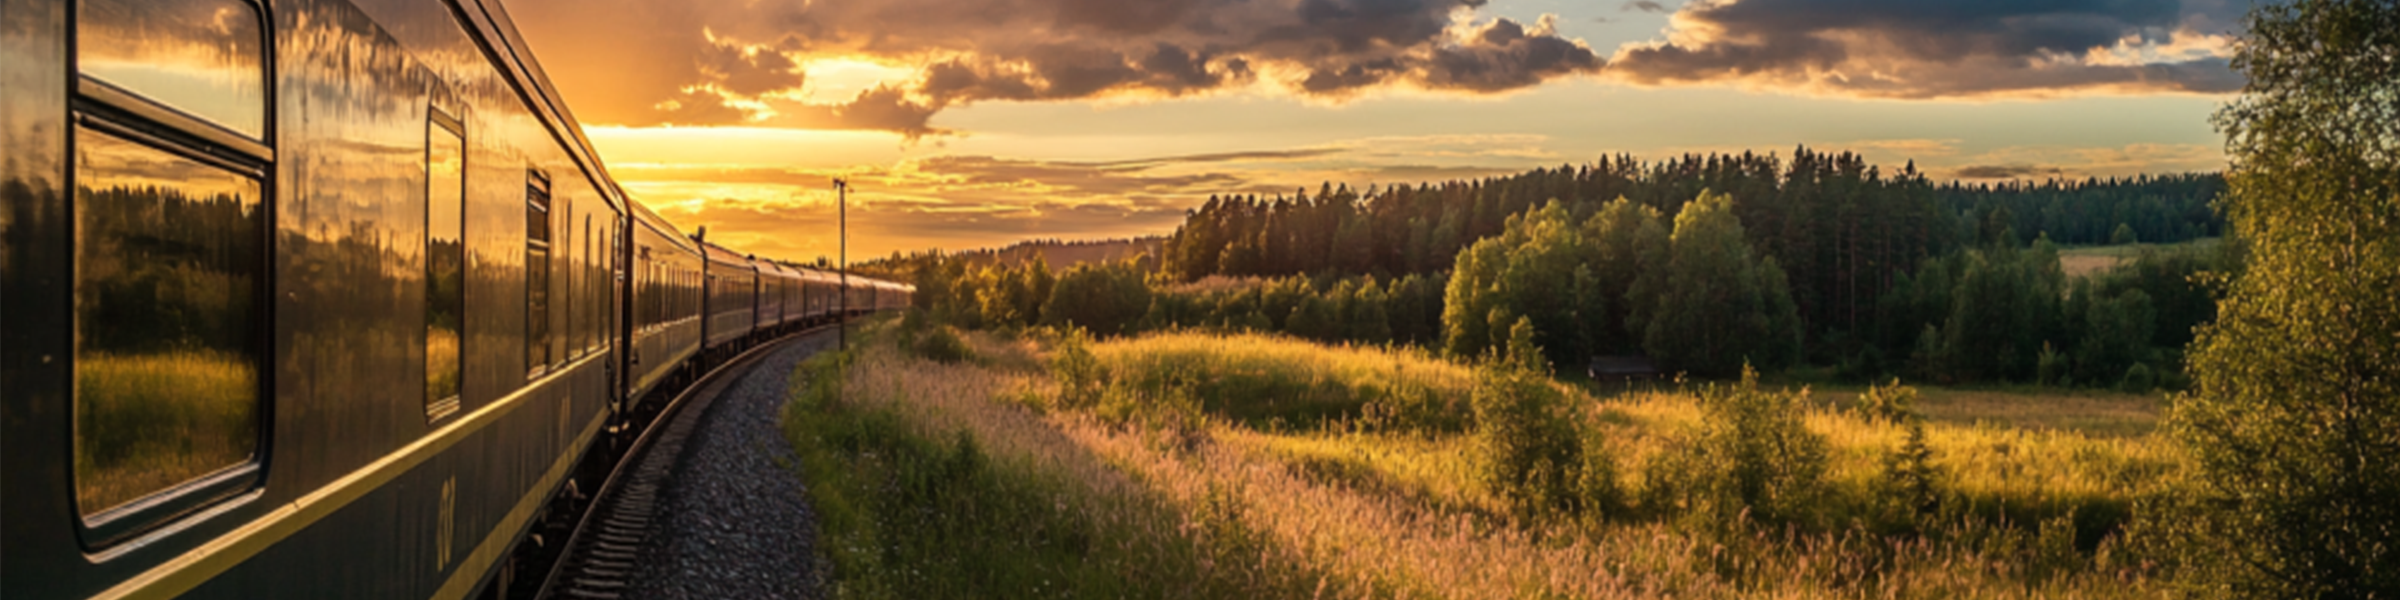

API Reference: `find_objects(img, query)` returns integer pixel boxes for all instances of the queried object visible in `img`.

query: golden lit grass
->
[785,323,1317,597]
[1782,382,2163,438]
[808,328,2182,598]
[76,350,257,513]
[427,326,461,403]
[1093,331,1481,430]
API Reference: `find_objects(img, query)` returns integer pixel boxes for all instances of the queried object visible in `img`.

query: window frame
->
[525,169,552,378]
[65,0,275,549]
[424,108,466,422]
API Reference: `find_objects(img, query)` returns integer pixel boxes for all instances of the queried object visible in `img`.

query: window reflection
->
[526,172,551,372]
[78,0,266,138]
[427,118,465,417]
[73,127,262,516]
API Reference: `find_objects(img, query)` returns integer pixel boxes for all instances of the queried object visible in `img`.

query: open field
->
[2058,238,2222,279]
[785,323,2187,598]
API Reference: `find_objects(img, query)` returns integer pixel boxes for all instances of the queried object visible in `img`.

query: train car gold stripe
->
[86,354,610,600]
[432,409,605,600]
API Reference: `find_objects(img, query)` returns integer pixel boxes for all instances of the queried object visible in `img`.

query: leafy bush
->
[2115,363,2153,394]
[1047,327,1106,412]
[1675,366,1830,526]
[1854,377,1920,424]
[910,325,976,364]
[1469,361,1588,518]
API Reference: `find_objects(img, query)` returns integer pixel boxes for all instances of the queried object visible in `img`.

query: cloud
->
[1622,1,1670,13]
[1604,0,2244,99]
[507,0,1603,133]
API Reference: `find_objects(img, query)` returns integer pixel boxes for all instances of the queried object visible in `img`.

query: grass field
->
[2058,238,2222,279]
[75,350,258,513]
[785,322,2188,598]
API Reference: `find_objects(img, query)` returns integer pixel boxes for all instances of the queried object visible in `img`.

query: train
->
[0,0,910,598]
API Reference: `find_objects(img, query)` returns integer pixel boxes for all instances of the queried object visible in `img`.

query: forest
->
[869,149,2232,392]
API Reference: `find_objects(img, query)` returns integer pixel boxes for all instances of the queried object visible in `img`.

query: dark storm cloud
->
[507,0,1602,132]
[1605,0,2245,98]
[1953,164,2064,179]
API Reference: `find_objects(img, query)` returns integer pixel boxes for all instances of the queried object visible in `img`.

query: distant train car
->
[698,240,759,354]
[627,203,704,403]
[757,260,802,330]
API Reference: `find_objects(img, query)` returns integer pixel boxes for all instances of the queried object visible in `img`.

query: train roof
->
[697,240,757,268]
[457,0,629,214]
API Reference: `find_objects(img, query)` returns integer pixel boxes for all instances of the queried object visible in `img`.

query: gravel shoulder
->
[629,331,836,599]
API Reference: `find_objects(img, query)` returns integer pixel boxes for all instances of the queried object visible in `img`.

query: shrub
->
[1854,377,1920,425]
[910,325,976,364]
[1469,361,1586,519]
[1681,366,1829,526]
[1047,327,1107,412]
[1879,418,1944,531]
[2116,363,2153,394]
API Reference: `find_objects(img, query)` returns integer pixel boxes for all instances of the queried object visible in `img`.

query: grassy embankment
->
[783,319,2183,598]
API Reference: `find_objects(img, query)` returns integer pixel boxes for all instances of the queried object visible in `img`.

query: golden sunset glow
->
[507,0,2243,260]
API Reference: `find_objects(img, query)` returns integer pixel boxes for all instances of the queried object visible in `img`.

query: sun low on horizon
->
[502,0,2243,262]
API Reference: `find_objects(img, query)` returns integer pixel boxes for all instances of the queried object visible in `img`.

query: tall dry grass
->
[794,326,2185,598]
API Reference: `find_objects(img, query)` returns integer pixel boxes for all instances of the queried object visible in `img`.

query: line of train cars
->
[0,0,909,598]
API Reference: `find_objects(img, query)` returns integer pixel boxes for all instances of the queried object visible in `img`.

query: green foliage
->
[1443,198,1674,372]
[910,325,976,365]
[1667,367,1831,526]
[1855,378,1921,425]
[1470,360,1587,518]
[1880,417,1944,528]
[1642,191,1804,377]
[1048,327,1107,412]
[1041,260,1153,337]
[2169,1,2400,596]
[2114,363,2153,394]
[2108,223,2138,245]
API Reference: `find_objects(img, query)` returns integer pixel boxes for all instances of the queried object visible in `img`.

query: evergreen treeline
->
[1158,148,2222,357]
[1937,173,2224,248]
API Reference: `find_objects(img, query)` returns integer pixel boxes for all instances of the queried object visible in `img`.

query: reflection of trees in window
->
[426,114,464,416]
[72,128,262,516]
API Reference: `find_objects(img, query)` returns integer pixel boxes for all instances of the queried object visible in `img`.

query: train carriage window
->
[425,111,465,420]
[77,0,265,139]
[71,127,264,518]
[526,171,551,375]
[560,198,575,361]
[70,0,272,537]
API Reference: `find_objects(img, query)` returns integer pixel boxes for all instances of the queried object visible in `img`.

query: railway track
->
[531,326,832,600]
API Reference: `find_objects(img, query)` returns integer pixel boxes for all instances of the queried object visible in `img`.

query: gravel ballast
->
[628,331,836,599]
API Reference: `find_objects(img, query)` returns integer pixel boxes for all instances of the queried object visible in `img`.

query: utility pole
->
[833,178,849,352]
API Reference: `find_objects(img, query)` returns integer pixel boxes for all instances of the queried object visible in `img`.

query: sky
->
[501,0,2247,263]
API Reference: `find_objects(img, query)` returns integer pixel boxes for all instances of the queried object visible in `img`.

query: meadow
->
[784,319,2189,598]
[75,350,258,513]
